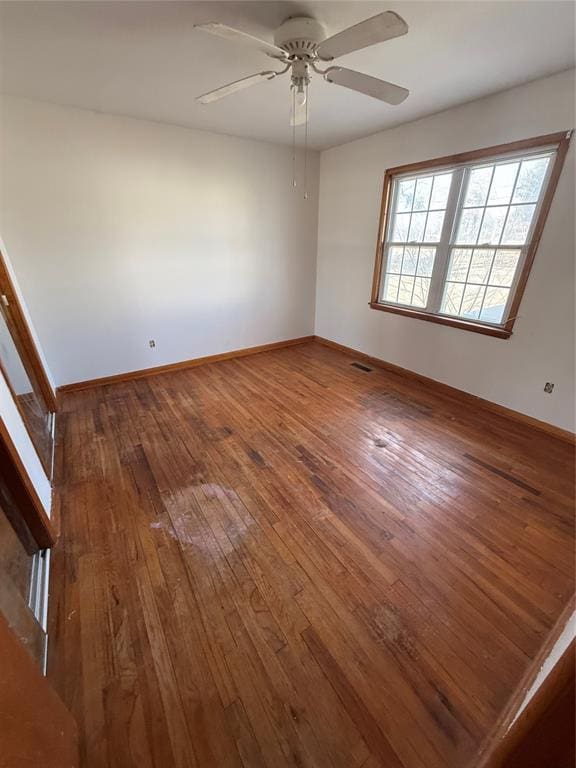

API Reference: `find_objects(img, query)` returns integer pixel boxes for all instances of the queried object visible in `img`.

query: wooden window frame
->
[370,132,572,339]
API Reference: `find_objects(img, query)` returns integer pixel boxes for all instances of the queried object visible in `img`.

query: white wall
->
[0,369,51,514]
[0,96,319,386]
[316,69,575,431]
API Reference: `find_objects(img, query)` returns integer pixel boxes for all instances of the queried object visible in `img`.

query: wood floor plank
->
[48,342,575,767]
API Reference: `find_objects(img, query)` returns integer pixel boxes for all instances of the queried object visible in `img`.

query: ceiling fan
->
[194,12,409,126]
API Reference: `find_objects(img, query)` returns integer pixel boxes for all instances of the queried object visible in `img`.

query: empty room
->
[0,1,574,766]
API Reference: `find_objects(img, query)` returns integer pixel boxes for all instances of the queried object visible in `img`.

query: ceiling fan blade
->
[197,71,278,104]
[324,67,408,105]
[290,98,308,127]
[194,22,287,60]
[316,11,408,61]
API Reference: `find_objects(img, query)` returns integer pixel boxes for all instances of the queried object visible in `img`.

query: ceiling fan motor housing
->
[274,17,327,58]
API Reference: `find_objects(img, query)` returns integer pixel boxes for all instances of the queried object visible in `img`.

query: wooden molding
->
[371,131,572,338]
[0,415,56,551]
[473,598,575,767]
[369,302,512,338]
[56,332,574,444]
[58,336,315,393]
[0,249,57,412]
[374,131,570,179]
[314,336,575,444]
[503,132,572,334]
[371,169,393,304]
[0,355,53,478]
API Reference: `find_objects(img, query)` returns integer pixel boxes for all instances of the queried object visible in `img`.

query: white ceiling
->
[1,1,574,150]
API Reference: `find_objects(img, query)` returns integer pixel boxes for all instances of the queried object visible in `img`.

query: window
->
[371,132,571,338]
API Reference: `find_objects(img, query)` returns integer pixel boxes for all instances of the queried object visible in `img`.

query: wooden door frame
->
[0,415,56,552]
[473,597,575,766]
[0,249,56,413]
[0,354,53,479]
[478,639,575,768]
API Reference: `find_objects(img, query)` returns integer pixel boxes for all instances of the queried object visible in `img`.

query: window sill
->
[369,301,512,339]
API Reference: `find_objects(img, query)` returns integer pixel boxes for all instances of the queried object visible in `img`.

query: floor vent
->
[351,362,373,372]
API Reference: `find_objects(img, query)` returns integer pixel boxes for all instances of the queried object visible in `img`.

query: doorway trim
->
[0,249,56,412]
[0,415,56,551]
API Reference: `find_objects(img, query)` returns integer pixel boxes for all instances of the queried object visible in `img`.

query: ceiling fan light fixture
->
[194,11,410,198]
[194,11,410,125]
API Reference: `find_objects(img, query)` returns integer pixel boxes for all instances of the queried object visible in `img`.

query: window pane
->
[408,211,427,243]
[397,179,415,212]
[487,162,519,205]
[461,284,486,319]
[513,157,549,203]
[442,282,464,315]
[468,249,494,284]
[388,247,403,273]
[417,247,436,277]
[398,275,415,304]
[480,287,509,324]
[430,173,452,209]
[442,245,519,324]
[489,249,521,287]
[392,213,410,242]
[383,273,400,302]
[465,167,492,207]
[478,206,507,245]
[447,249,471,282]
[384,245,436,308]
[402,247,418,275]
[456,208,482,244]
[412,277,430,308]
[413,177,433,211]
[424,210,445,242]
[502,204,536,244]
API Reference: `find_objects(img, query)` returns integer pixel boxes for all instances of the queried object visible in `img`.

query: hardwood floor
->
[48,342,575,768]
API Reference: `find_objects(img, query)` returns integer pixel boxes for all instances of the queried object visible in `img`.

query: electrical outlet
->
[544,382,554,394]
[149,339,156,348]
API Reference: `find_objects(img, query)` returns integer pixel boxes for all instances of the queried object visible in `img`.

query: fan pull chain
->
[303,82,309,200]
[292,87,297,188]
